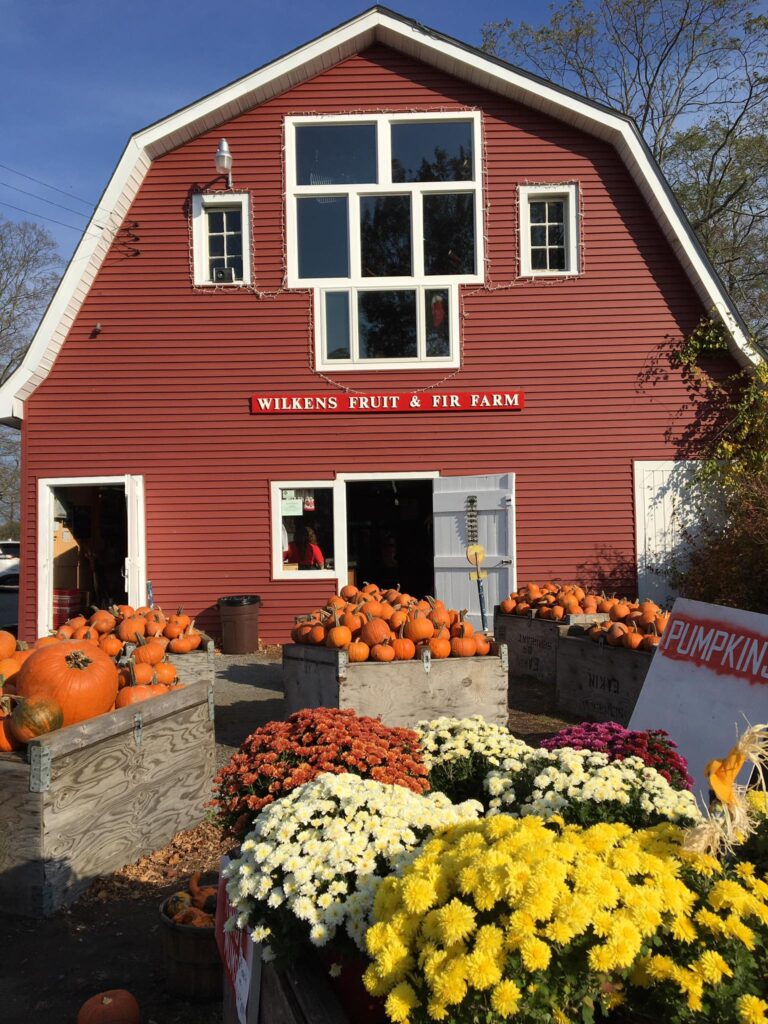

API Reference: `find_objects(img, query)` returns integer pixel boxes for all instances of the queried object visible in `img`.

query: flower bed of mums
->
[218,712,768,1024]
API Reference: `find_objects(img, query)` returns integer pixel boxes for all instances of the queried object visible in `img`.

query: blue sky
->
[2,1,547,260]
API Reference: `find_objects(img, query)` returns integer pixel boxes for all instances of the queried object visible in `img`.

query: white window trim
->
[37,474,147,636]
[191,191,252,286]
[518,183,579,278]
[284,111,483,372]
[270,471,440,583]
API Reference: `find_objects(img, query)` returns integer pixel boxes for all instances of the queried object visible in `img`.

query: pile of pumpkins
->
[499,582,667,653]
[290,582,492,661]
[0,604,201,753]
[164,871,218,928]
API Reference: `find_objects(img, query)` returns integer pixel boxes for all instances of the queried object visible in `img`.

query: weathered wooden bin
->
[555,635,653,725]
[224,956,351,1024]
[283,643,509,727]
[0,677,216,917]
[494,607,608,686]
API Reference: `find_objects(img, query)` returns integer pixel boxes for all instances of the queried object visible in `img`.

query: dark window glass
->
[360,195,412,277]
[548,224,564,246]
[531,226,546,247]
[548,200,564,223]
[358,290,417,359]
[529,202,546,224]
[391,121,473,182]
[297,197,349,278]
[325,292,351,360]
[423,193,475,276]
[531,249,547,270]
[549,248,566,271]
[425,289,450,357]
[296,124,377,185]
[206,206,245,280]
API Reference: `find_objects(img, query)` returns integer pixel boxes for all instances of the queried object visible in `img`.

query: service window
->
[191,192,251,286]
[271,482,336,581]
[518,183,579,277]
[286,112,484,371]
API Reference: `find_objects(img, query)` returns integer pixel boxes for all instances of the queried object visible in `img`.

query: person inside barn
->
[284,524,325,569]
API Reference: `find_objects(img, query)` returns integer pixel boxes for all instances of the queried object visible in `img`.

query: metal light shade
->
[215,139,232,185]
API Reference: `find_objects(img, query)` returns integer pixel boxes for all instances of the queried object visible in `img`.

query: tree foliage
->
[482,0,768,341]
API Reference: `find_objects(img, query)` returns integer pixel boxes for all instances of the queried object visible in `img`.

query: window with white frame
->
[518,184,579,277]
[285,113,484,370]
[191,192,251,286]
[271,482,337,580]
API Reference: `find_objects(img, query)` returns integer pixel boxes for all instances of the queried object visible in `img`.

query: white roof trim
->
[2,5,756,423]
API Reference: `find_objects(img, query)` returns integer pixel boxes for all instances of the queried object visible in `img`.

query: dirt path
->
[1,658,574,1024]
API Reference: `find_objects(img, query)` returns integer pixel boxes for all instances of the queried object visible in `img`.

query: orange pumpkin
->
[428,636,451,659]
[35,635,61,649]
[392,628,416,661]
[404,612,434,643]
[155,661,178,685]
[347,640,369,662]
[0,698,21,751]
[99,634,123,658]
[117,616,146,642]
[76,989,140,1024]
[17,641,119,726]
[0,631,18,660]
[89,610,117,635]
[370,641,395,662]
[450,629,476,658]
[9,695,64,742]
[360,616,390,647]
[0,657,19,684]
[169,635,194,655]
[133,637,165,666]
[473,633,491,656]
[115,683,167,707]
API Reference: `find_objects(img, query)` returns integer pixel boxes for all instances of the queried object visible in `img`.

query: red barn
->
[0,6,755,643]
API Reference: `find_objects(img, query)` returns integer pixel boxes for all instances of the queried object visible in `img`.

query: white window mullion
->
[350,289,360,363]
[416,285,426,360]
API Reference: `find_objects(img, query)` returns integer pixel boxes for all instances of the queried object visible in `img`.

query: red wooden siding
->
[18,45,736,642]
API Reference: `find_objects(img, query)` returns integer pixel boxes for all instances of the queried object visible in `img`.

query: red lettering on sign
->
[660,614,768,686]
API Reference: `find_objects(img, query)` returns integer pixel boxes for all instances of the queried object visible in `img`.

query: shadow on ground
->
[214,658,284,756]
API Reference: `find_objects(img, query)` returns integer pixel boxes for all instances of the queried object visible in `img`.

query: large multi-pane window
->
[286,113,483,370]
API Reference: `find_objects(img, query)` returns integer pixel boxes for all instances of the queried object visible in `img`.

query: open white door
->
[633,460,698,605]
[433,473,516,630]
[125,474,147,609]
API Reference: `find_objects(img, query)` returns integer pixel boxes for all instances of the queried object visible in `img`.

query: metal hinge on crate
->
[133,712,143,747]
[207,686,215,721]
[29,745,52,792]
[421,648,431,674]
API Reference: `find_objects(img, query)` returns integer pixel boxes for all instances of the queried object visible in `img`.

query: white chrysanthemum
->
[225,772,481,956]
[415,715,531,770]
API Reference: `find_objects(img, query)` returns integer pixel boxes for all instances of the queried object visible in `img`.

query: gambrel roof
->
[0,5,755,423]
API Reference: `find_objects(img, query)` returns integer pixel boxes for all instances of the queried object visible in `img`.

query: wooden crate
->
[0,678,216,917]
[224,957,350,1024]
[555,635,653,725]
[283,644,509,727]
[494,607,608,685]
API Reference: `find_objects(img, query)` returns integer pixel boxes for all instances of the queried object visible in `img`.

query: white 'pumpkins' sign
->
[629,597,768,806]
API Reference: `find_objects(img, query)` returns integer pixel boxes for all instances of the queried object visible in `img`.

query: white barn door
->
[433,474,516,630]
[125,474,147,609]
[633,460,698,606]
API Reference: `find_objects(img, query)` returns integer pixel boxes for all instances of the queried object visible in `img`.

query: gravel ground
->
[211,652,283,766]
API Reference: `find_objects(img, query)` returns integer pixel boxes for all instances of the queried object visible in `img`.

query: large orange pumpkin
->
[76,989,140,1024]
[9,695,64,742]
[17,642,119,726]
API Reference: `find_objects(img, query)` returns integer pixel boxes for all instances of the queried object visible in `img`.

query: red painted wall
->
[19,45,735,642]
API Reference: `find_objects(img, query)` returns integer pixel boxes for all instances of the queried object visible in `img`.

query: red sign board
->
[250,390,525,414]
[215,857,254,1023]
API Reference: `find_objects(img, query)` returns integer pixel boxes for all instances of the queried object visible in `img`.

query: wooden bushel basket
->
[159,895,222,1000]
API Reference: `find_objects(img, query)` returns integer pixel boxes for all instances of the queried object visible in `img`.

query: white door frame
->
[37,475,147,636]
[270,470,439,583]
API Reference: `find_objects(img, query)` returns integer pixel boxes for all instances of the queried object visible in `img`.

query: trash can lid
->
[219,594,261,606]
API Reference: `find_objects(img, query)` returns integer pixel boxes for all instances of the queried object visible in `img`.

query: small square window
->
[519,185,578,277]
[192,193,251,286]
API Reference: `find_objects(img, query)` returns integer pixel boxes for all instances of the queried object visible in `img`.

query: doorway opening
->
[51,484,128,625]
[345,479,434,596]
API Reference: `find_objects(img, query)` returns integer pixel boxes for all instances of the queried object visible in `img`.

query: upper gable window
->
[286,113,483,372]
[518,184,579,278]
[191,192,251,286]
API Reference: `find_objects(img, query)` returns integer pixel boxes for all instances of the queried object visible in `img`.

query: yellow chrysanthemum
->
[520,936,551,972]
[436,898,476,945]
[738,994,768,1023]
[401,875,437,914]
[692,950,733,984]
[490,979,522,1017]
[384,981,420,1023]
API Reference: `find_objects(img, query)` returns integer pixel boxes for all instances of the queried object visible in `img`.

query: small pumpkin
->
[99,634,123,658]
[89,610,117,635]
[9,695,64,742]
[360,615,390,648]
[76,989,140,1024]
[169,634,194,655]
[133,635,165,666]
[155,661,178,685]
[392,626,416,661]
[0,698,21,751]
[370,640,395,662]
[347,640,370,663]
[0,630,17,661]
[117,616,146,642]
[0,656,19,685]
[404,611,434,643]
[450,626,476,658]
[115,682,168,707]
[165,891,192,918]
[428,636,451,659]
[473,633,491,656]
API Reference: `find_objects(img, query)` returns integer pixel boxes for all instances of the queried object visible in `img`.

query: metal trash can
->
[218,595,261,654]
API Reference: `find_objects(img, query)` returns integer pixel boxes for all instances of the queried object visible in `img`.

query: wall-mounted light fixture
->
[91,322,102,339]
[215,139,233,189]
